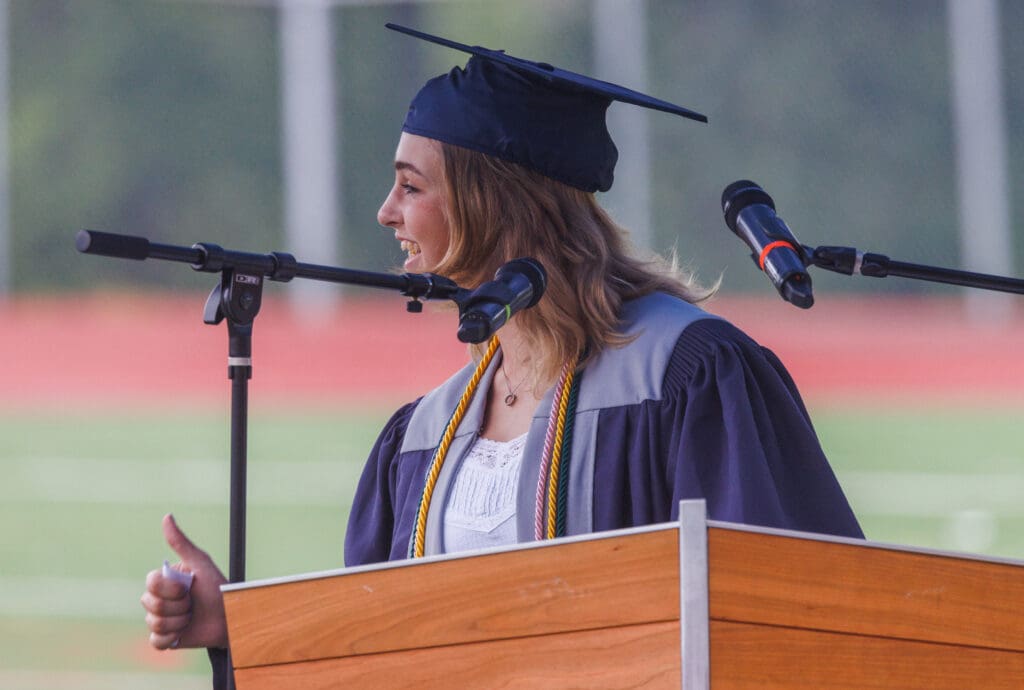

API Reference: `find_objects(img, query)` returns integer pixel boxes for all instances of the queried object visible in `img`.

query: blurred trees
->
[10,1,280,290]
[4,0,1020,294]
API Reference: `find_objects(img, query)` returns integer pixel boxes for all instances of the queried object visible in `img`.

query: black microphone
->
[721,180,814,309]
[457,258,547,343]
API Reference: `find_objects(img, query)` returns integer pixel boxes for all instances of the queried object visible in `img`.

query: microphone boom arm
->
[807,244,1024,295]
[75,229,471,305]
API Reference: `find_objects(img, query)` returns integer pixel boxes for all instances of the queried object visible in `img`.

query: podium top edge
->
[706,518,1024,568]
[222,512,1024,593]
[222,520,680,593]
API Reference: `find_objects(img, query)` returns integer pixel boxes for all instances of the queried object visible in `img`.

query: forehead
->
[394,133,443,178]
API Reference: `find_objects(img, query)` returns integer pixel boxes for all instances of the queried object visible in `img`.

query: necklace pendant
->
[504,392,517,406]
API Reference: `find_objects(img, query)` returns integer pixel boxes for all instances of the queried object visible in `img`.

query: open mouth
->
[401,240,422,256]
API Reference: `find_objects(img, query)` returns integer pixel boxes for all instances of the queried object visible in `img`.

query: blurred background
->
[1,0,1022,687]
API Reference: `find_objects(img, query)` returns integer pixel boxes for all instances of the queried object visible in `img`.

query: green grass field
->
[1,402,1022,687]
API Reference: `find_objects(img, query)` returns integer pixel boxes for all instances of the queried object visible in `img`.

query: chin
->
[406,254,442,273]
[403,255,428,272]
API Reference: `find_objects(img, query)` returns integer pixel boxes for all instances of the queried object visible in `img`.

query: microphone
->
[721,180,814,309]
[457,258,547,343]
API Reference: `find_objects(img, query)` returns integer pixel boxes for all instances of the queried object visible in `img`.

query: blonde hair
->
[435,143,711,384]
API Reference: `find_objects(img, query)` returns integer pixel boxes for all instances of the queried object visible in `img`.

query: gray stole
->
[400,293,715,555]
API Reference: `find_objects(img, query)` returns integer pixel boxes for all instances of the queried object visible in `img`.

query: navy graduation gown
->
[345,293,862,567]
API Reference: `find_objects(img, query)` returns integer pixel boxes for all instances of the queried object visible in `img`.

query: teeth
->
[401,240,421,256]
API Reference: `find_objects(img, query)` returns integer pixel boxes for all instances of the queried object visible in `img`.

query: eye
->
[401,183,419,195]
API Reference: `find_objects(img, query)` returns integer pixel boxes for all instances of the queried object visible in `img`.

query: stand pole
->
[206,274,261,690]
[226,367,247,690]
[225,363,248,690]
[229,368,248,582]
[226,322,252,585]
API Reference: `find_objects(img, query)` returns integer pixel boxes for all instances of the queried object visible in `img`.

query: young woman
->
[141,24,861,677]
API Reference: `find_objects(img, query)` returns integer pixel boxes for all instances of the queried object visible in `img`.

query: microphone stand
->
[75,229,471,689]
[805,244,1024,295]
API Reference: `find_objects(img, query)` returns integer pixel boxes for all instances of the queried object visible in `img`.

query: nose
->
[377,187,400,229]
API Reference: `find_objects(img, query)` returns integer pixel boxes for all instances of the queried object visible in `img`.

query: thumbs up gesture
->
[141,514,229,650]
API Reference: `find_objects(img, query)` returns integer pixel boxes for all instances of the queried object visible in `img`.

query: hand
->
[140,514,229,650]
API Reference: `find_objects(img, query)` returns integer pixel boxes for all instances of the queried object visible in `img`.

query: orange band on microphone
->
[758,240,796,271]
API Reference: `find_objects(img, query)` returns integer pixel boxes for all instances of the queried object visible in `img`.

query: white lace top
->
[442,433,527,553]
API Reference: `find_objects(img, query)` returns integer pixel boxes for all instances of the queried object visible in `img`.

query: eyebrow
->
[394,160,426,177]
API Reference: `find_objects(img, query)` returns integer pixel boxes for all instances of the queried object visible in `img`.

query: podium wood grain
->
[223,522,1024,688]
[224,528,680,668]
[710,620,1024,689]
[709,528,1024,653]
[235,620,680,690]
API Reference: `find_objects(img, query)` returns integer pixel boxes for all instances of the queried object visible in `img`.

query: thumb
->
[162,513,208,565]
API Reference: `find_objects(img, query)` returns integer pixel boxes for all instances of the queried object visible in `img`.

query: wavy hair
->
[434,143,712,383]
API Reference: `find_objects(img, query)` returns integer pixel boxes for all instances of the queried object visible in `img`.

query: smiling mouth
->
[401,240,421,256]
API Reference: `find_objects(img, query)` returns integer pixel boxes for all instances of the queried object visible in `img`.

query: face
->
[377,133,451,272]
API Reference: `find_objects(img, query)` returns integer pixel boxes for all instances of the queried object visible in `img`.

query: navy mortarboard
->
[387,23,707,193]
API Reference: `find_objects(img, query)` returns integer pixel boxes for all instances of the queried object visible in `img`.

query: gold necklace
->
[500,361,528,406]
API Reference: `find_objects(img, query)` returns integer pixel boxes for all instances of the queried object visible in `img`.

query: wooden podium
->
[221,501,1024,688]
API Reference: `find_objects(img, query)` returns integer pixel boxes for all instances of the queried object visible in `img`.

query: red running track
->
[2,292,1022,409]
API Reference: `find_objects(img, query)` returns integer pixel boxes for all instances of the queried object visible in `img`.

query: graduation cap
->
[387,23,707,193]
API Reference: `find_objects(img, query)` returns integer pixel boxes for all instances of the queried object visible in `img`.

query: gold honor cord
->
[410,337,499,558]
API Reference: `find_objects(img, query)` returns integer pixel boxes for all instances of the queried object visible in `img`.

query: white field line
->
[839,471,1024,516]
[0,576,143,619]
[0,457,360,506]
[3,457,1023,517]
[0,669,208,690]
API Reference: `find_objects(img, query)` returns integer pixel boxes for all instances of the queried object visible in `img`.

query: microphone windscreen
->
[498,258,547,307]
[721,180,775,232]
[75,230,150,260]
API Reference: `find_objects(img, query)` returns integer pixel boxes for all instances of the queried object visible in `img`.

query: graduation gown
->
[345,292,862,566]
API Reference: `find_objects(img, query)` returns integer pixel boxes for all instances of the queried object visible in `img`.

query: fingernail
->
[162,560,194,592]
